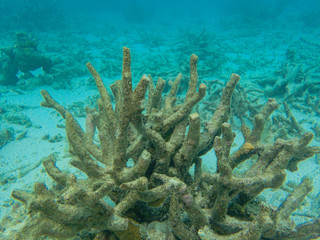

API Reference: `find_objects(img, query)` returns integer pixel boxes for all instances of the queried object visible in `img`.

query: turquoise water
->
[0,1,320,239]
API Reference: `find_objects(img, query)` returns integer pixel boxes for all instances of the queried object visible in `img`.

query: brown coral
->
[8,47,320,240]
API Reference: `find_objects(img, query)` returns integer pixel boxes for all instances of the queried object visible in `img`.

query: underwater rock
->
[0,32,52,86]
[5,47,320,240]
[41,133,63,143]
[0,128,14,149]
[15,130,27,141]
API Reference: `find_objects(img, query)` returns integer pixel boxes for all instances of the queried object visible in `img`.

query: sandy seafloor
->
[0,11,320,238]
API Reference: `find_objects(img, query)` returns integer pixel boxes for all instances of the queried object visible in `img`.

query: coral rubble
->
[6,47,320,240]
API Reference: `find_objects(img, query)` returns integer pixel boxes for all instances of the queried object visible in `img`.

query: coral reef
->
[6,47,320,240]
[0,32,52,85]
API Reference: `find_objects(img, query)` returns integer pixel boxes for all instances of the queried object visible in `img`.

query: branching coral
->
[9,47,320,240]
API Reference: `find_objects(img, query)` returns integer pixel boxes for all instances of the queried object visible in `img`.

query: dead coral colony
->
[11,47,320,240]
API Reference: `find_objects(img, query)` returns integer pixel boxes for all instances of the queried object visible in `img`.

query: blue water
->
[0,0,320,239]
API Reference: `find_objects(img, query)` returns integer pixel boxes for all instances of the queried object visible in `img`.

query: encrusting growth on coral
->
[9,47,320,240]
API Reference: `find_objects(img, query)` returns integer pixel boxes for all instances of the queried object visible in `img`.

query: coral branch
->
[8,47,319,240]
